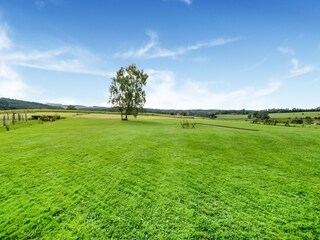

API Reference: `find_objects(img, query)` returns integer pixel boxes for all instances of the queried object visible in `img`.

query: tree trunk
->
[123,110,128,120]
[120,110,128,120]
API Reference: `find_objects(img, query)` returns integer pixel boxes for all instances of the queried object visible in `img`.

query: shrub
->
[208,113,217,119]
[291,118,303,124]
[305,117,314,125]
[252,119,259,124]
[53,115,61,120]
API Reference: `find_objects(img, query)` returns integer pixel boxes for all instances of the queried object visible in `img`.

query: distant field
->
[216,114,248,120]
[217,112,320,120]
[0,112,319,238]
[270,111,320,119]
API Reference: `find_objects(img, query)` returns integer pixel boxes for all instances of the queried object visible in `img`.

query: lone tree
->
[109,64,148,120]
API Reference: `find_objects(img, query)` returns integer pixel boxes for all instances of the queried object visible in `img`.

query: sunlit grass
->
[0,115,319,238]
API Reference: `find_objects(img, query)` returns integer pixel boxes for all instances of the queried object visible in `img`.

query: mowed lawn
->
[0,116,319,239]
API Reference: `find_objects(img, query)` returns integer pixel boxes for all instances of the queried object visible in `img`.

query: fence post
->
[12,113,15,125]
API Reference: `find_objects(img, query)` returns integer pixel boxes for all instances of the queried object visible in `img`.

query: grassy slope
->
[270,112,320,119]
[0,115,319,239]
[216,112,320,120]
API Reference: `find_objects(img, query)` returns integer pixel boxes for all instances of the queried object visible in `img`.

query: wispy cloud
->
[252,82,282,97]
[0,33,113,78]
[7,47,114,77]
[0,63,32,99]
[34,0,65,9]
[180,0,193,5]
[116,31,239,59]
[278,47,295,55]
[0,22,113,102]
[289,58,314,77]
[0,24,12,50]
[34,1,47,9]
[145,69,281,109]
[0,25,45,99]
[242,55,269,72]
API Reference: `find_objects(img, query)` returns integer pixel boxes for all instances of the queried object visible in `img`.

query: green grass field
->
[0,113,319,239]
[269,111,320,119]
[216,112,320,121]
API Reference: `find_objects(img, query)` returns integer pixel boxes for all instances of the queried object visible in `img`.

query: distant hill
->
[1,97,319,117]
[45,103,111,111]
[0,98,63,110]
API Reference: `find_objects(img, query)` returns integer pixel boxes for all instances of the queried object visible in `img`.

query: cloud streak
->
[278,47,295,55]
[116,31,239,59]
[145,69,281,109]
[180,0,193,5]
[0,64,29,99]
[0,22,113,102]
[0,37,113,78]
[289,58,314,77]
[0,24,12,50]
[6,47,114,77]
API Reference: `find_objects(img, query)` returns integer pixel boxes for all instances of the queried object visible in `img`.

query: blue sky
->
[0,0,319,109]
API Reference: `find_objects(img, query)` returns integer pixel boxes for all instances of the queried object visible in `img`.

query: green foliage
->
[109,64,148,120]
[291,118,304,124]
[66,105,77,110]
[208,113,217,119]
[305,116,314,125]
[0,98,62,110]
[253,110,270,120]
[0,116,319,238]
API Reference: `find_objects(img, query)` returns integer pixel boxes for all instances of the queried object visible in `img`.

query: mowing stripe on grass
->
[196,123,259,131]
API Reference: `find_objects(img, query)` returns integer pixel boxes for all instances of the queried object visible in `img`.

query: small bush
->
[291,118,303,124]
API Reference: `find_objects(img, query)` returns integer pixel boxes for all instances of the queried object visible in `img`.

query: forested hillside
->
[0,98,62,110]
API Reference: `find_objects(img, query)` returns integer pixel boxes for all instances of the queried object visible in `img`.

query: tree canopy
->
[108,64,148,120]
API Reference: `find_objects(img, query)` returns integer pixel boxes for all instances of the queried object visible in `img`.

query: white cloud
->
[118,31,158,59]
[34,0,64,9]
[242,55,269,72]
[0,45,113,77]
[252,82,282,97]
[277,47,295,55]
[180,0,192,5]
[289,58,314,77]
[35,1,47,9]
[0,26,35,99]
[145,69,281,109]
[116,31,239,59]
[0,21,114,78]
[0,64,32,99]
[0,25,12,50]
[0,22,112,102]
